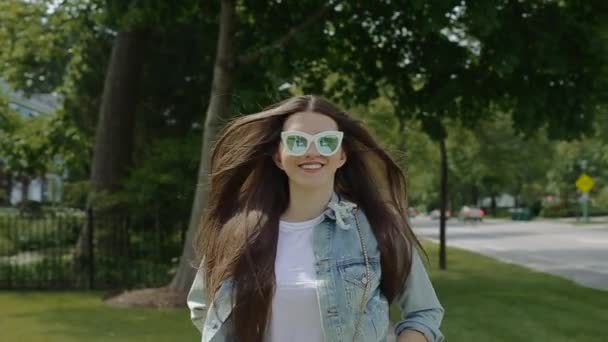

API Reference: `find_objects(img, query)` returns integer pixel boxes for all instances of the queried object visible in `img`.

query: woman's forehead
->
[283,111,338,133]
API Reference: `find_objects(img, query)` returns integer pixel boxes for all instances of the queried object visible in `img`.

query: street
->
[411,216,608,291]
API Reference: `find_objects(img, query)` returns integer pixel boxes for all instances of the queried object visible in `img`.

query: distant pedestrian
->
[187,95,444,342]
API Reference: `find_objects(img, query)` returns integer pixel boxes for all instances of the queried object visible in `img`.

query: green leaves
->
[0,107,53,177]
[117,136,200,221]
[0,0,81,94]
[305,1,608,140]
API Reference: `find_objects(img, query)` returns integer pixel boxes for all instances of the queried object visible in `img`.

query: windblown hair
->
[193,95,422,342]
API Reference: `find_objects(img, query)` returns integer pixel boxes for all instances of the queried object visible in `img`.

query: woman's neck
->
[281,185,334,222]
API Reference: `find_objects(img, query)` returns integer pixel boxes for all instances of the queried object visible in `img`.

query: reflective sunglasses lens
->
[318,135,340,155]
[285,135,308,154]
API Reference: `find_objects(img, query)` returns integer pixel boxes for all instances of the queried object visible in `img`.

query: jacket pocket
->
[337,256,380,289]
[337,257,381,308]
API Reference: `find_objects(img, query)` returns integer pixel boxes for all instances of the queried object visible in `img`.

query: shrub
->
[0,256,75,289]
[539,204,608,218]
[5,217,81,251]
[18,200,44,218]
[61,180,90,210]
[0,235,16,256]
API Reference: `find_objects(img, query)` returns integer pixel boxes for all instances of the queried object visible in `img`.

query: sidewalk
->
[412,216,608,290]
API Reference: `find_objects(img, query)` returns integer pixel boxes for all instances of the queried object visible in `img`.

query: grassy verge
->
[390,242,607,342]
[0,291,196,342]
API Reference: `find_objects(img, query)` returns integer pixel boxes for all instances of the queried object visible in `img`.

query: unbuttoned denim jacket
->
[187,193,444,342]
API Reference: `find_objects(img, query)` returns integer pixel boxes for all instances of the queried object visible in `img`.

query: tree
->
[72,30,148,273]
[298,0,608,269]
[0,106,56,210]
[171,0,608,276]
[169,0,341,291]
[0,0,73,94]
[1,0,217,192]
[89,32,147,203]
[446,113,553,214]
[4,0,606,287]
[545,134,608,215]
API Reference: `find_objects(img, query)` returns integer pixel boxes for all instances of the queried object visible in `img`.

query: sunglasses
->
[280,130,344,156]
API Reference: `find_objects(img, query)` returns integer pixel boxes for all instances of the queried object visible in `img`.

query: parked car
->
[459,206,484,222]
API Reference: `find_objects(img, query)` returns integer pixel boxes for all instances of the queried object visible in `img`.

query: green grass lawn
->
[0,292,197,342]
[2,241,607,342]
[391,242,608,342]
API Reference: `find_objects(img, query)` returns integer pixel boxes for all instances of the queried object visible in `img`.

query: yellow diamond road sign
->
[576,173,594,193]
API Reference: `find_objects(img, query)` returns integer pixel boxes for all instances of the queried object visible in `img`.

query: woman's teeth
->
[300,164,322,169]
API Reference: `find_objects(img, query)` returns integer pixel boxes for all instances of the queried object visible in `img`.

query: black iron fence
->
[0,209,186,290]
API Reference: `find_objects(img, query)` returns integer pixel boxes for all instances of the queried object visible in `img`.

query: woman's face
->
[274,111,347,190]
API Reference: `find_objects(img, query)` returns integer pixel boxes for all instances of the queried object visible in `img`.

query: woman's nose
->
[304,142,320,156]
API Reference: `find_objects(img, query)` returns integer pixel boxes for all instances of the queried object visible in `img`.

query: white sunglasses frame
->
[280,130,344,156]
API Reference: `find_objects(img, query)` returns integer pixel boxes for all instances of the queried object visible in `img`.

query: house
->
[479,193,516,208]
[0,79,64,205]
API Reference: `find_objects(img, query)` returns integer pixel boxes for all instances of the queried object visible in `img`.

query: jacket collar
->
[323,191,358,230]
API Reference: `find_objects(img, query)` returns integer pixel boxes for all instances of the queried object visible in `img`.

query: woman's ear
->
[337,149,347,168]
[273,149,284,170]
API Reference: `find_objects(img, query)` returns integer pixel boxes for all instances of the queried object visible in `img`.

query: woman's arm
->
[187,264,208,333]
[394,248,445,342]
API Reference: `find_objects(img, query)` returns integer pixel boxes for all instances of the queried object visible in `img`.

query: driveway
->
[411,216,608,290]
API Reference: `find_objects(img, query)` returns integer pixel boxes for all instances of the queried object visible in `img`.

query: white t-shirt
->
[268,213,325,342]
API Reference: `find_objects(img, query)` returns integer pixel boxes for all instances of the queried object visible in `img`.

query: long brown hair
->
[193,95,422,342]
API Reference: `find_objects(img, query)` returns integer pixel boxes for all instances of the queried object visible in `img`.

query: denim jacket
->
[187,193,444,342]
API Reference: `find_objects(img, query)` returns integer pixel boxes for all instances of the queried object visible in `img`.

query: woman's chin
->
[291,176,331,190]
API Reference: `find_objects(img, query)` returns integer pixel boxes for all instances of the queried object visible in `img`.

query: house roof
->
[0,79,62,116]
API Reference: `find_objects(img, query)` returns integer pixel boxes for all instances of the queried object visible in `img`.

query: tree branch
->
[238,2,338,66]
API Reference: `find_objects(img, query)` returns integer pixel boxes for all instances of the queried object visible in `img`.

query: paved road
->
[411,216,608,290]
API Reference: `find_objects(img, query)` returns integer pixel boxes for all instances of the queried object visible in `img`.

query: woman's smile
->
[299,161,324,173]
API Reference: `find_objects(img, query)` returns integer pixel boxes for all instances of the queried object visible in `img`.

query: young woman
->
[187,95,444,342]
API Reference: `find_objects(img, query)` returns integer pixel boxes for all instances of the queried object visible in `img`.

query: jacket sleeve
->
[187,264,208,334]
[394,248,445,342]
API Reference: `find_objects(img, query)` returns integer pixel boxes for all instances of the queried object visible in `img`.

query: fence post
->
[87,208,95,290]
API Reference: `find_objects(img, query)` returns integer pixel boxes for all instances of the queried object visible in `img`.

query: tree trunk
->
[90,31,146,198]
[168,0,238,291]
[514,180,522,208]
[439,138,448,270]
[74,31,147,276]
[21,175,30,205]
[0,168,9,205]
[472,185,479,206]
[40,174,47,202]
[6,172,13,206]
